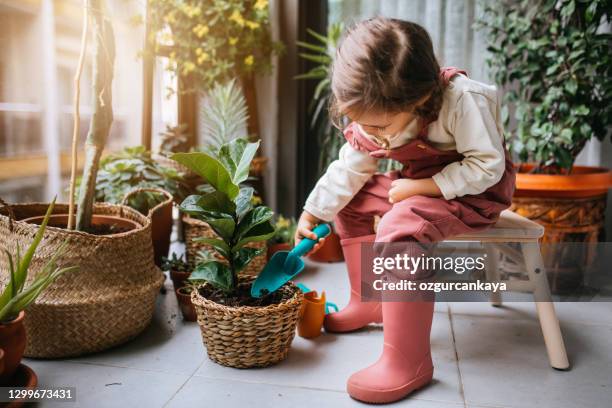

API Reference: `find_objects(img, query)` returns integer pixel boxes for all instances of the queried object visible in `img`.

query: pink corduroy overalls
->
[334,68,516,243]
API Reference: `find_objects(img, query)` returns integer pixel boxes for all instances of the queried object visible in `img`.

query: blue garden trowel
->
[251,224,331,298]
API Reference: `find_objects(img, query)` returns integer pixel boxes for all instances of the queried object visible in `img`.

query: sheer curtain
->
[328,0,490,82]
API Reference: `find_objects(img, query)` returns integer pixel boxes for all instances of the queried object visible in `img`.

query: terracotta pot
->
[308,230,344,263]
[515,164,612,198]
[267,243,291,260]
[122,188,174,267]
[0,311,26,385]
[0,348,5,375]
[170,270,191,290]
[21,214,139,234]
[511,164,612,294]
[4,364,38,407]
[176,287,197,322]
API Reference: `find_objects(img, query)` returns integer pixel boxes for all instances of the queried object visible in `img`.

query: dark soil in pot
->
[199,281,293,307]
[21,214,138,235]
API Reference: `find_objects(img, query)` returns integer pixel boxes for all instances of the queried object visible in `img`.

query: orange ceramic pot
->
[308,230,344,263]
[267,243,291,260]
[515,164,612,198]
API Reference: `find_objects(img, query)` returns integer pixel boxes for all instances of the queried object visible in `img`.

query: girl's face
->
[349,109,414,138]
[345,93,430,138]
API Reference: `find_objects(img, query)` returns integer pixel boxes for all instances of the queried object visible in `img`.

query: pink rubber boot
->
[347,300,434,403]
[323,234,382,332]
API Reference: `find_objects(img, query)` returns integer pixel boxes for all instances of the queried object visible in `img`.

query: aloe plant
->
[0,200,78,322]
[172,139,274,294]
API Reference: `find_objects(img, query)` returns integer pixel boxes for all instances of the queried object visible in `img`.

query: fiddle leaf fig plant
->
[476,0,612,173]
[172,139,274,293]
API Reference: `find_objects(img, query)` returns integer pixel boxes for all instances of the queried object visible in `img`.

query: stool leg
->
[485,244,502,307]
[521,241,570,370]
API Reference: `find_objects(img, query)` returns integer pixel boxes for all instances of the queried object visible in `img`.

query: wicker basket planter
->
[192,276,303,368]
[122,188,174,267]
[0,202,164,358]
[182,214,267,275]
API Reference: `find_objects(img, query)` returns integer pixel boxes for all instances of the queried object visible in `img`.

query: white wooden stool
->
[446,210,570,370]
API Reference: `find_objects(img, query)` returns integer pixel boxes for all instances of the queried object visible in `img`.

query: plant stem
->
[76,0,115,230]
[68,1,89,230]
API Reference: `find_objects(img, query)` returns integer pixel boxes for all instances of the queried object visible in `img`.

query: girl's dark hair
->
[330,17,442,127]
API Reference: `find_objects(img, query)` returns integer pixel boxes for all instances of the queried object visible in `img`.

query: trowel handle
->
[291,223,331,258]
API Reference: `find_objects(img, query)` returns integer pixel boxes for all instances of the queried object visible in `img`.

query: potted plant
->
[267,215,296,259]
[149,0,283,134]
[175,283,198,322]
[0,0,164,358]
[172,139,303,368]
[87,146,186,265]
[180,81,268,273]
[0,200,77,386]
[162,253,191,290]
[477,1,612,292]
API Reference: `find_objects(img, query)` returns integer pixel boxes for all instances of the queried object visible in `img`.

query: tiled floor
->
[25,259,612,408]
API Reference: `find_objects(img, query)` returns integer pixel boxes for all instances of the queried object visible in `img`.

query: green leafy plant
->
[159,124,190,155]
[0,200,78,322]
[296,23,344,174]
[270,215,297,246]
[91,146,186,214]
[476,0,611,173]
[200,80,251,154]
[161,253,190,273]
[172,138,274,294]
[149,0,283,92]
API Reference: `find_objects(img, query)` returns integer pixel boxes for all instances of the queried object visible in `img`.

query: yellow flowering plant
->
[150,0,283,91]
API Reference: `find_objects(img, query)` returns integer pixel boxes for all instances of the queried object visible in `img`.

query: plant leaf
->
[172,152,239,199]
[189,261,233,292]
[235,186,254,221]
[193,237,230,258]
[233,219,275,251]
[217,139,260,185]
[232,246,264,272]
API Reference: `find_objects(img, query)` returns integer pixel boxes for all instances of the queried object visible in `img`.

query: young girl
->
[294,18,515,404]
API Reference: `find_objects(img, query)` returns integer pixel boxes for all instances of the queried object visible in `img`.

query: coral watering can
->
[251,224,331,298]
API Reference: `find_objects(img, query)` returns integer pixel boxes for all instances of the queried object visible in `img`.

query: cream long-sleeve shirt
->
[304,74,507,222]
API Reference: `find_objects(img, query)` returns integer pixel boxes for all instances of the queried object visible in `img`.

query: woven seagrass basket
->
[192,276,303,368]
[182,214,267,275]
[0,201,164,358]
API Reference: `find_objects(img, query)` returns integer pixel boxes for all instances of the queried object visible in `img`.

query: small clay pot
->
[0,311,26,386]
[308,231,344,263]
[21,214,139,235]
[176,287,197,322]
[0,348,5,375]
[4,364,38,408]
[267,243,291,260]
[170,270,191,290]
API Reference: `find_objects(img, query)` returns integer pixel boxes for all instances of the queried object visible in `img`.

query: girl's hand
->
[388,178,442,203]
[295,211,325,255]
